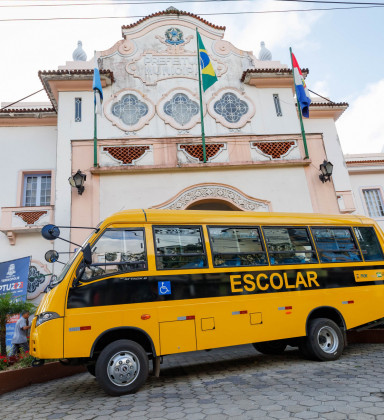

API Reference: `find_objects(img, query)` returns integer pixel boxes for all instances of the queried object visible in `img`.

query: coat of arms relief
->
[125,27,227,86]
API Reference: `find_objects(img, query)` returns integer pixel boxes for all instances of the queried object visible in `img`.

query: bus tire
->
[95,339,149,396]
[306,318,344,361]
[253,340,287,355]
[298,339,315,360]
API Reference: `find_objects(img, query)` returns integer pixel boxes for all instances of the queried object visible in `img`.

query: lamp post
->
[68,170,86,195]
[319,160,333,183]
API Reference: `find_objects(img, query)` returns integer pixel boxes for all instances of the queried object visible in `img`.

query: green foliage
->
[0,293,36,356]
[16,349,34,369]
[0,293,36,319]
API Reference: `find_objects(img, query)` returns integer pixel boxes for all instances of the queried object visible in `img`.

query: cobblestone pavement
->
[1,343,384,420]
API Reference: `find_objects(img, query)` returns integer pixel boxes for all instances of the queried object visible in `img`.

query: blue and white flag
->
[291,52,311,118]
[92,67,103,116]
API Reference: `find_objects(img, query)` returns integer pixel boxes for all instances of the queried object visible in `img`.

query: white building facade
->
[345,153,384,232]
[0,8,354,304]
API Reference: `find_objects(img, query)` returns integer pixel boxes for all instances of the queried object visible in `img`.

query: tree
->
[0,293,36,356]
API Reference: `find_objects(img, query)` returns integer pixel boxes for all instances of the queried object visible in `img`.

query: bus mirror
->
[45,250,59,263]
[42,224,61,241]
[73,266,85,288]
[83,244,92,265]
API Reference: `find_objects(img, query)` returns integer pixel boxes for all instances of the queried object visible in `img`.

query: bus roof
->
[102,209,375,227]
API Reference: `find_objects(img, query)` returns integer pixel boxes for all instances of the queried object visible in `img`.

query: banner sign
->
[0,256,30,298]
[0,256,31,350]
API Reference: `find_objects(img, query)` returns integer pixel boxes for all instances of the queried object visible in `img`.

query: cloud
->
[311,80,330,98]
[336,79,384,154]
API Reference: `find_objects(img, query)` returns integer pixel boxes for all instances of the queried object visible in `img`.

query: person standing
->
[10,311,31,356]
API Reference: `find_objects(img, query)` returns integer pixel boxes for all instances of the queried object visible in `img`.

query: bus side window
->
[354,227,384,261]
[208,226,268,267]
[153,226,208,270]
[82,228,147,280]
[311,227,362,263]
[263,227,318,265]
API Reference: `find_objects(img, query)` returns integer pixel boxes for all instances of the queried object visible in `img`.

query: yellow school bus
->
[31,210,384,395]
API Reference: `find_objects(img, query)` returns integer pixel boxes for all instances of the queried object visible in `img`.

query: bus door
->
[152,226,208,355]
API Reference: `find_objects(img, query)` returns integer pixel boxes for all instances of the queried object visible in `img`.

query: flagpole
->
[196,28,207,163]
[290,47,309,159]
[93,89,98,167]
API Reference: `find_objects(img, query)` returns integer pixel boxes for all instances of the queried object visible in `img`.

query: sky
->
[0,0,383,155]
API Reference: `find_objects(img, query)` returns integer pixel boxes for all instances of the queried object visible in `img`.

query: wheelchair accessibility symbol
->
[158,281,171,295]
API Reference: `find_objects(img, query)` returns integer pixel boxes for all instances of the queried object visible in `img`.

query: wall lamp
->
[319,160,334,183]
[68,169,86,195]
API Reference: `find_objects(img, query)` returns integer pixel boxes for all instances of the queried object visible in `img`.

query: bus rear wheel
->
[305,318,344,361]
[95,339,149,396]
[253,340,287,355]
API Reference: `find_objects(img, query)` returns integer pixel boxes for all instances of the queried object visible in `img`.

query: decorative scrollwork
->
[154,184,270,212]
[28,265,47,294]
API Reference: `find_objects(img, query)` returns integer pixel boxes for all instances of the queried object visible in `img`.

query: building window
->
[23,174,51,206]
[163,93,199,126]
[273,94,282,116]
[363,189,384,217]
[111,94,148,126]
[213,92,249,123]
[75,98,82,122]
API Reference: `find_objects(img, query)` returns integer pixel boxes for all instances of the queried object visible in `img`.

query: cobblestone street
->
[1,343,384,420]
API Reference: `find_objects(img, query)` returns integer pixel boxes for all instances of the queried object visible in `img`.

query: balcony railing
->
[0,205,54,245]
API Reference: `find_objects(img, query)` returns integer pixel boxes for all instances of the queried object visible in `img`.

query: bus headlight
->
[36,312,60,327]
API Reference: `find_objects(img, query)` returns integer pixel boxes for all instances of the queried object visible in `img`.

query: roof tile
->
[122,9,225,30]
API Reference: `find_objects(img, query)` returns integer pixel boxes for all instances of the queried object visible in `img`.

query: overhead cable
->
[0,89,45,111]
[0,0,261,8]
[1,5,384,22]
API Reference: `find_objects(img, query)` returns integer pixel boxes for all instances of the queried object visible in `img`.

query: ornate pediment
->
[125,26,227,86]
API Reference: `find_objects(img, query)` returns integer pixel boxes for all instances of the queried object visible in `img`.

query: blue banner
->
[0,256,31,350]
[0,256,30,299]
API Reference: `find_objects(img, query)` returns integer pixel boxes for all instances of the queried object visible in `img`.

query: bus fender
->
[90,326,157,358]
[305,306,347,342]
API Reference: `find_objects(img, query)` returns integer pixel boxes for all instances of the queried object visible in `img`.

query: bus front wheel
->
[305,318,344,361]
[253,340,287,355]
[95,339,149,396]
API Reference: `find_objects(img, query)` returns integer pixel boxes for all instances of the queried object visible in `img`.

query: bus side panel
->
[63,304,160,358]
[337,284,384,329]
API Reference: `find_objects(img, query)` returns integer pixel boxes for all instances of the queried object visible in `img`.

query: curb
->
[0,362,86,395]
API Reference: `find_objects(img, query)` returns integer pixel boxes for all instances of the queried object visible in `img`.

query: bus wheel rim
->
[317,326,339,353]
[107,351,140,387]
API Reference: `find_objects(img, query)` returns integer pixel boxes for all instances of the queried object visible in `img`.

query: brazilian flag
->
[197,31,218,92]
